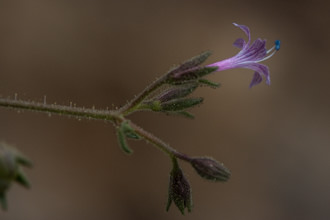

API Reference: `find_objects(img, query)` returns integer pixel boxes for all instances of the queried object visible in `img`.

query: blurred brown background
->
[1,0,330,219]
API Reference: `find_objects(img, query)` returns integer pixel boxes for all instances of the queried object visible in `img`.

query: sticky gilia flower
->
[191,157,230,182]
[208,23,280,88]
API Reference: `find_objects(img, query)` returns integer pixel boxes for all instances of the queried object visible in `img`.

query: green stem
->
[0,97,192,163]
[127,120,176,156]
[126,120,192,162]
[118,75,167,116]
[0,98,120,123]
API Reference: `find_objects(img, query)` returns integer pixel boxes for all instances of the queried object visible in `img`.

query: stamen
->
[258,40,280,62]
[266,45,275,54]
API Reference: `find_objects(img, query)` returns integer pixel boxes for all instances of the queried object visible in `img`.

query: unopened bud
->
[155,83,198,103]
[166,160,192,215]
[167,51,212,79]
[190,157,230,182]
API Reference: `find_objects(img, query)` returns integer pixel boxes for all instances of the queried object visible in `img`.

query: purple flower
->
[208,23,280,88]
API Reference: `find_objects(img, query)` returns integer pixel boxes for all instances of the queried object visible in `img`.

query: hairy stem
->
[127,120,192,162]
[0,97,192,162]
[0,98,119,123]
[118,75,167,116]
[127,120,176,156]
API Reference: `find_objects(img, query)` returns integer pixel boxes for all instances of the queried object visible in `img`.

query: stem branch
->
[118,75,167,116]
[127,120,192,162]
[0,98,119,123]
[0,97,192,162]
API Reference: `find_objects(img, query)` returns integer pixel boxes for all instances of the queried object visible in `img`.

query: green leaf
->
[116,128,133,154]
[121,122,140,140]
[15,154,33,168]
[161,97,203,112]
[15,169,30,188]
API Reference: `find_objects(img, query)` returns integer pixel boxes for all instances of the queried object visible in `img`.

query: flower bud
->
[190,157,230,182]
[155,83,198,103]
[166,51,212,79]
[166,160,192,215]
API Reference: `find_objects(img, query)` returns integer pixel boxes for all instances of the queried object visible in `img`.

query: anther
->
[275,40,280,51]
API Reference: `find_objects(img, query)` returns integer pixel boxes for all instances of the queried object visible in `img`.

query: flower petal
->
[233,23,250,45]
[233,38,245,49]
[249,72,263,88]
[242,39,267,61]
[245,63,270,86]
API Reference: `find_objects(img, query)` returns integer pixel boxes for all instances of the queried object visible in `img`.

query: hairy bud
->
[155,83,198,103]
[166,159,192,215]
[191,157,230,182]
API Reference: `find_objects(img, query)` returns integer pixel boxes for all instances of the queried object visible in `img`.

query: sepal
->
[161,97,203,112]
[198,79,220,88]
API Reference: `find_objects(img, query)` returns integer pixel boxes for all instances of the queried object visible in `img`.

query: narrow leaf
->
[121,122,140,140]
[15,169,30,188]
[116,128,133,154]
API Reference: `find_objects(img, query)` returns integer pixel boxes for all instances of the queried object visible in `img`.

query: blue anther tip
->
[275,40,280,51]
